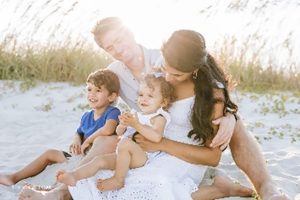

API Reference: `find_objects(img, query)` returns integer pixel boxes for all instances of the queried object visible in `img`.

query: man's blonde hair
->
[91,17,129,47]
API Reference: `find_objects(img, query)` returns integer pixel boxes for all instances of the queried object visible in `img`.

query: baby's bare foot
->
[56,170,77,186]
[97,177,124,191]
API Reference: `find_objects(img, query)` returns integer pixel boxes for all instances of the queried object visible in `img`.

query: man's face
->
[99,29,136,64]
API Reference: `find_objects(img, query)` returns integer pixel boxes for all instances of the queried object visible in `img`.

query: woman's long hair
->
[161,30,238,144]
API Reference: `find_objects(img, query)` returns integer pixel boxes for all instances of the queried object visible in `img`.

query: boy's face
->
[86,82,114,110]
[137,82,165,114]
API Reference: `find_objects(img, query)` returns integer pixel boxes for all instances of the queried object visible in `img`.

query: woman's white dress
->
[69,97,207,200]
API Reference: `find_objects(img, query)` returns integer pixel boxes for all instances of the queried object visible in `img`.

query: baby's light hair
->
[142,74,175,110]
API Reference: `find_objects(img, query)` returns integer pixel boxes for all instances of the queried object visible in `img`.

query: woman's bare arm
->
[136,89,226,166]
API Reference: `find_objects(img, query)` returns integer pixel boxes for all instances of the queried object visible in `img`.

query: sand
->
[0,80,299,200]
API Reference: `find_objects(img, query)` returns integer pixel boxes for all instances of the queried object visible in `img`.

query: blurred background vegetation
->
[0,0,299,92]
[0,35,299,92]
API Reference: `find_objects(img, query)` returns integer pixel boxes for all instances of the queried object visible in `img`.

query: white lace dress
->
[69,97,207,200]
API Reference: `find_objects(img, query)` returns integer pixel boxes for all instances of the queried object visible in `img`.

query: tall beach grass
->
[0,35,112,85]
[0,34,299,92]
[215,36,300,93]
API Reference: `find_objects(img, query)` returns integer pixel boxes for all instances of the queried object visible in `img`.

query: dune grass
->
[0,36,112,85]
[0,35,299,93]
[215,36,300,93]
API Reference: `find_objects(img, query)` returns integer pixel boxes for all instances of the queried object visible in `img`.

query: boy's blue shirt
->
[77,105,120,139]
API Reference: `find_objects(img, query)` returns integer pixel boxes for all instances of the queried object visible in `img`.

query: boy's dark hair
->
[87,69,120,95]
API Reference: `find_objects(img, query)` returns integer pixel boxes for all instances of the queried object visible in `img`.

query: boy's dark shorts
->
[62,151,72,159]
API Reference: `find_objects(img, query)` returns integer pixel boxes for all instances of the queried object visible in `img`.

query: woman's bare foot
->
[56,170,77,186]
[0,174,15,186]
[192,175,254,200]
[18,185,59,200]
[215,175,253,197]
[97,177,124,191]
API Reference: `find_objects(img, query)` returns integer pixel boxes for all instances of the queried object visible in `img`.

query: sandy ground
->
[0,80,299,200]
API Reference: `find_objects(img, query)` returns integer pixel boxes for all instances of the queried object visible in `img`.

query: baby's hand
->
[126,112,139,127]
[119,112,132,126]
[120,112,139,127]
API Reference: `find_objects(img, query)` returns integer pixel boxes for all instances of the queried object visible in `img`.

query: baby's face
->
[137,82,164,114]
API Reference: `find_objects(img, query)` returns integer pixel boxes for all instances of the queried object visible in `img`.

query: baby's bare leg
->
[98,139,147,191]
[57,153,117,186]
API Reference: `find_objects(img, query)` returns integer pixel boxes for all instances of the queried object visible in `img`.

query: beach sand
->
[0,81,299,199]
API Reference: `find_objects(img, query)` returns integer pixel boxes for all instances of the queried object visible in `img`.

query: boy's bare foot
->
[18,185,60,200]
[192,175,253,200]
[56,170,77,186]
[97,177,124,191]
[0,174,15,186]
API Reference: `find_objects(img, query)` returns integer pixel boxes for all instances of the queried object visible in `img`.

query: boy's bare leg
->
[230,120,288,200]
[18,136,119,200]
[57,153,116,186]
[97,139,147,191]
[79,136,118,166]
[191,175,253,200]
[0,149,66,186]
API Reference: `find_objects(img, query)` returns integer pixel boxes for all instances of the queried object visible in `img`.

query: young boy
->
[0,69,121,186]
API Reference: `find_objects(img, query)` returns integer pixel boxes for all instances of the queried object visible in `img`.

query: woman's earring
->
[192,70,198,79]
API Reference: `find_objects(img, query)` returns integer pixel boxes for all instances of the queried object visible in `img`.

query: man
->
[19,17,287,200]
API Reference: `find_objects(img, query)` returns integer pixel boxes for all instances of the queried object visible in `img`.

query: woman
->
[67,29,253,200]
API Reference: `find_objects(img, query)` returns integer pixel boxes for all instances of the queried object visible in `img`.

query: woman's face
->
[162,63,193,86]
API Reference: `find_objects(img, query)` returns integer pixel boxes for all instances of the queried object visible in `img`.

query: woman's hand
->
[134,134,163,152]
[210,113,236,150]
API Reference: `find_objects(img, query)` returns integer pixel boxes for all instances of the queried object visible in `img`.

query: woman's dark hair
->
[161,30,238,144]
